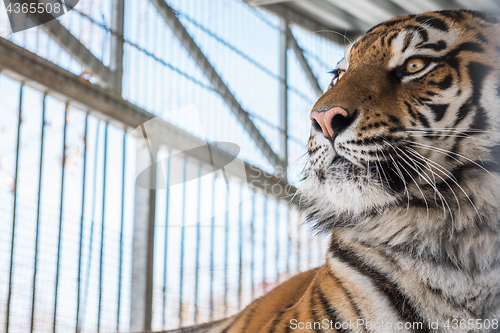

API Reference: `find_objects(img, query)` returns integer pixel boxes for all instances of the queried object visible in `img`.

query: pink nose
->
[310,107,348,138]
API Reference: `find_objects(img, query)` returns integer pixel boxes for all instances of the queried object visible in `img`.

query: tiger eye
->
[406,58,425,73]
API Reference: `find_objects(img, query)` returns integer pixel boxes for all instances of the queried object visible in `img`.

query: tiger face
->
[301,11,500,231]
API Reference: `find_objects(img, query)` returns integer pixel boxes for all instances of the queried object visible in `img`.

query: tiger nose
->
[310,107,349,138]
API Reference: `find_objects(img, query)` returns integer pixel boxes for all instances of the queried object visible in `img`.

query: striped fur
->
[165,10,500,332]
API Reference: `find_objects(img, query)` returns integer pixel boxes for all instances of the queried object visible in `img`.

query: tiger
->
[165,10,500,333]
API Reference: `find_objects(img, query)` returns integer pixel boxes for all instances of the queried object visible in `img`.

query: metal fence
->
[0,0,342,331]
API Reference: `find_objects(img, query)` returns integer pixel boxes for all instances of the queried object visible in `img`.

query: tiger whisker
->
[313,29,354,44]
[373,144,394,190]
[406,132,496,144]
[396,146,461,219]
[281,147,309,185]
[384,150,412,215]
[383,140,432,219]
[404,128,500,134]
[406,140,499,182]
[405,147,483,226]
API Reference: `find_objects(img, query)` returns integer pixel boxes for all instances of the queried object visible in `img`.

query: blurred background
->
[0,0,498,332]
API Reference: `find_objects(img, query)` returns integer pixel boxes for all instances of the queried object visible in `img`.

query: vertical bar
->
[81,121,102,330]
[275,201,280,284]
[116,131,126,332]
[262,196,268,294]
[30,94,47,333]
[194,167,202,324]
[162,154,171,329]
[237,185,243,311]
[53,102,69,333]
[279,18,288,166]
[250,191,255,301]
[97,124,108,332]
[130,128,157,332]
[209,176,216,320]
[178,160,187,326]
[76,113,89,333]
[223,184,229,317]
[297,211,301,272]
[110,0,125,93]
[286,206,291,278]
[5,84,23,333]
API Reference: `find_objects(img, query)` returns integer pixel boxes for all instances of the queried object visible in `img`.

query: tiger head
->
[301,10,500,233]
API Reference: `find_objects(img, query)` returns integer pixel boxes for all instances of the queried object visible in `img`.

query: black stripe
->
[428,103,449,122]
[404,101,418,119]
[284,313,294,333]
[329,241,431,333]
[240,306,257,333]
[325,267,369,329]
[454,99,473,127]
[468,62,491,130]
[476,33,488,44]
[497,79,500,101]
[415,27,428,43]
[267,309,286,333]
[436,10,465,22]
[434,74,453,90]
[315,285,351,333]
[402,33,413,53]
[417,40,447,51]
[468,62,491,105]
[416,112,430,128]
[416,16,449,31]
[444,42,485,78]
[310,287,325,333]
[386,32,399,47]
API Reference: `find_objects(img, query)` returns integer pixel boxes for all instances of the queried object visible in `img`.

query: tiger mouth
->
[330,154,352,167]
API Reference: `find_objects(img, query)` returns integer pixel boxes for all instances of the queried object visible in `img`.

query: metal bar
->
[286,206,291,278]
[35,18,113,86]
[194,167,202,324]
[209,176,216,320]
[30,93,47,333]
[178,160,187,326]
[148,0,285,170]
[5,83,23,333]
[250,191,255,301]
[162,153,171,329]
[0,38,298,203]
[130,131,157,332]
[224,185,229,317]
[116,130,126,332]
[76,113,89,333]
[263,197,268,293]
[237,185,243,311]
[287,27,323,98]
[81,121,102,331]
[53,102,69,333]
[279,18,288,165]
[110,0,125,93]
[297,211,301,271]
[275,201,280,284]
[97,123,108,332]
